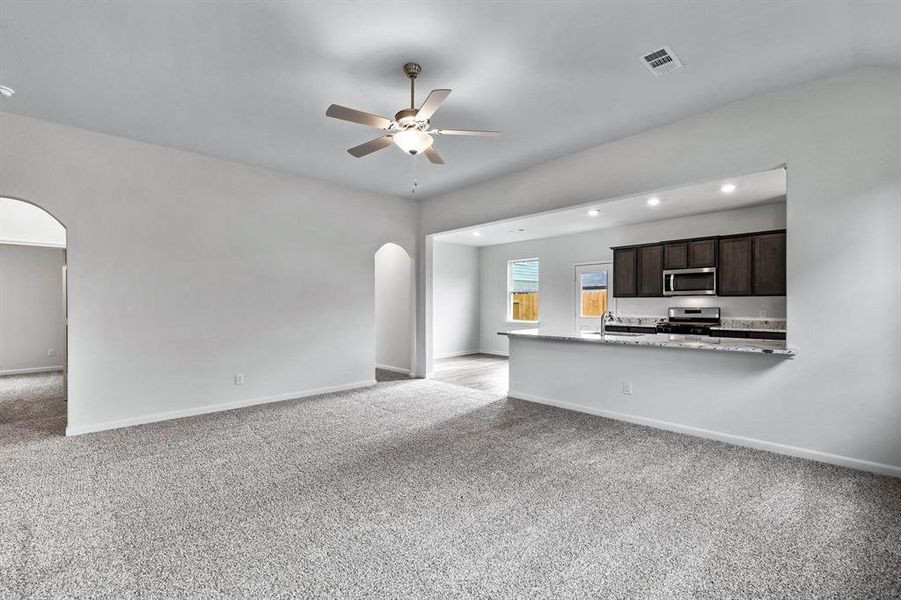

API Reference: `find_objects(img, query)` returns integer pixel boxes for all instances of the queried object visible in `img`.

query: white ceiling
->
[0,2,898,199]
[434,168,786,246]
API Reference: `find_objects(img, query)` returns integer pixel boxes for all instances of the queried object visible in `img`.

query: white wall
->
[417,68,901,471]
[0,197,67,247]
[433,242,480,358]
[375,243,413,373]
[0,244,66,374]
[479,203,787,355]
[0,111,417,434]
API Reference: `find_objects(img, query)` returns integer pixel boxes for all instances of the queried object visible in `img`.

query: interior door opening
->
[0,197,68,434]
[374,242,414,381]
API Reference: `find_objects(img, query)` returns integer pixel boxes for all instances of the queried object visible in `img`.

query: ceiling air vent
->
[641,45,683,77]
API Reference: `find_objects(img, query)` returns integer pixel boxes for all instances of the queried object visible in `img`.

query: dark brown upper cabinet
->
[612,247,638,297]
[616,228,784,298]
[613,244,664,298]
[637,244,664,296]
[663,243,687,269]
[752,232,786,295]
[718,230,786,296]
[718,236,753,296]
[688,239,717,267]
[664,238,717,269]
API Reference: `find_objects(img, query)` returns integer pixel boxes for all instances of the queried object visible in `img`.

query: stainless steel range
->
[655,307,721,335]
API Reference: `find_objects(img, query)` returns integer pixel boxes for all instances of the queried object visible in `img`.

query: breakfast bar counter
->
[499,324,801,447]
[499,328,797,356]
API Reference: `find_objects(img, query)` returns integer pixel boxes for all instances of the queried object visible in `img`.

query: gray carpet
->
[2,372,900,599]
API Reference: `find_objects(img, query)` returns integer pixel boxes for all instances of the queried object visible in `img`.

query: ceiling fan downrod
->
[404,62,421,110]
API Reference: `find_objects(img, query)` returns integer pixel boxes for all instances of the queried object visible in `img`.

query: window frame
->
[574,260,613,331]
[507,257,540,324]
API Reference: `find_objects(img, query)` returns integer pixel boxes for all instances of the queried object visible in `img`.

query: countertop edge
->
[499,330,797,357]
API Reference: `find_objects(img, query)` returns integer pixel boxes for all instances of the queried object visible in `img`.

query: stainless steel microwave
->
[663,267,717,296]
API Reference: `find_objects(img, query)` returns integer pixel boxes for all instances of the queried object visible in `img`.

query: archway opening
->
[374,243,413,381]
[0,197,68,433]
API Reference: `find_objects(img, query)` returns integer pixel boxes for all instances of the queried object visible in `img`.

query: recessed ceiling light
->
[0,86,14,98]
[647,197,661,206]
[720,183,737,193]
[472,231,481,237]
[587,209,600,217]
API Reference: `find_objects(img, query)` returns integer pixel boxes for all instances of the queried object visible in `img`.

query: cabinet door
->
[637,244,664,297]
[718,237,753,296]
[612,248,637,297]
[663,243,687,269]
[753,232,786,295]
[687,239,717,267]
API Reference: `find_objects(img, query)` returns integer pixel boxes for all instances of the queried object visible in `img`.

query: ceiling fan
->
[326,62,499,165]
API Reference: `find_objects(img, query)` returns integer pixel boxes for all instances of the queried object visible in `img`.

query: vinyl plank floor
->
[375,368,410,382]
[430,353,508,394]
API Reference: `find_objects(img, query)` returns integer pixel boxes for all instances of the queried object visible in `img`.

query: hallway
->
[0,372,66,439]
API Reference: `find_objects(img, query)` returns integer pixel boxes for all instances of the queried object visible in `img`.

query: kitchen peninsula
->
[501,321,798,455]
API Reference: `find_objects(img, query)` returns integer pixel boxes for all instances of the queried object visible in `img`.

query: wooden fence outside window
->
[511,292,539,321]
[581,290,608,317]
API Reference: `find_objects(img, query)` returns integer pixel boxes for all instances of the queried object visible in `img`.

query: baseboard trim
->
[478,349,509,357]
[0,365,64,376]
[507,390,901,478]
[433,350,481,359]
[66,379,377,436]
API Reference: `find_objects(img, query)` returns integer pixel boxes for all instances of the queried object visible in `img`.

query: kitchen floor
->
[375,368,410,382]
[430,353,508,394]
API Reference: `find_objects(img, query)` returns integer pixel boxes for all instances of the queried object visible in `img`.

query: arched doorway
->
[374,243,414,381]
[0,197,68,433]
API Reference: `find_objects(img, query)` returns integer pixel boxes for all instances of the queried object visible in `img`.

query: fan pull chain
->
[411,155,418,197]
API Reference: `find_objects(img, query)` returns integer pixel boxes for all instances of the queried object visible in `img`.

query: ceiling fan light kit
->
[393,129,434,154]
[325,62,498,165]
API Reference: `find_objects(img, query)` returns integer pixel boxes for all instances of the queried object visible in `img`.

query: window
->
[579,270,608,317]
[508,258,539,322]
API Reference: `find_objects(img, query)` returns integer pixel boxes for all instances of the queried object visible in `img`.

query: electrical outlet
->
[234,373,245,385]
[622,381,633,395]
[47,348,55,357]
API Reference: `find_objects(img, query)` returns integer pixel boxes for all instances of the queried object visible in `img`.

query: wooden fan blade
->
[433,128,499,136]
[347,135,394,158]
[424,146,445,165]
[327,104,392,129]
[416,89,451,121]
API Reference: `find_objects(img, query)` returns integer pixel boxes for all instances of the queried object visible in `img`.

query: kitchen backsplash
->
[617,315,786,332]
[613,296,786,320]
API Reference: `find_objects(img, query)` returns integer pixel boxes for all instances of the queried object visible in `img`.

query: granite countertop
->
[499,328,797,357]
